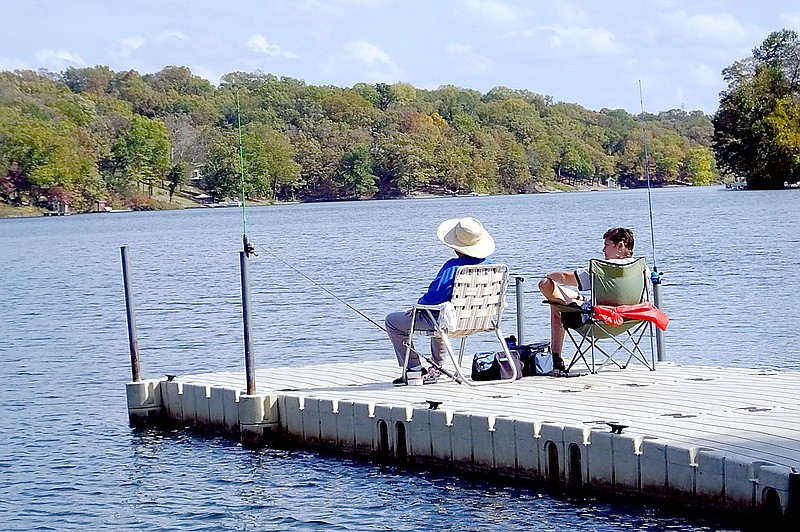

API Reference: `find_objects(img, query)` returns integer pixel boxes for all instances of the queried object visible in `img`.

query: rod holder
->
[651,271,666,362]
[120,245,140,382]
[515,276,525,345]
[240,251,256,395]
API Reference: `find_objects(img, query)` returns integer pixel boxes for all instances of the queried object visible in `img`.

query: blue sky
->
[2,0,799,115]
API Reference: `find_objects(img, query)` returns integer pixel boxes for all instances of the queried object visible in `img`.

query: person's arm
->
[418,260,459,305]
[544,270,579,287]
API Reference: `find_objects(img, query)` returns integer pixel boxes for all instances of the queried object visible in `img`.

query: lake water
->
[1,186,797,530]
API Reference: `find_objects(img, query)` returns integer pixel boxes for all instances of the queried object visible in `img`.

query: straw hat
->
[436,217,495,258]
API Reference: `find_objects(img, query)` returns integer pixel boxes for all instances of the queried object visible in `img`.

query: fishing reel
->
[243,234,258,258]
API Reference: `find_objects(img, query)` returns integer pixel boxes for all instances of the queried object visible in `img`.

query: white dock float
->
[126,361,800,524]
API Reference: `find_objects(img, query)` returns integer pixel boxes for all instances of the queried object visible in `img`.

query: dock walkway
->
[126,360,800,524]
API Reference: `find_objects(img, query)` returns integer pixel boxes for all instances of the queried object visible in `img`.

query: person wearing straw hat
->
[385,216,496,385]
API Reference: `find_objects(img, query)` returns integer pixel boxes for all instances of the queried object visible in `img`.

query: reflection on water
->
[1,186,795,530]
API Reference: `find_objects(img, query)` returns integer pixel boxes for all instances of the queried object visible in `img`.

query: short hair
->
[603,227,635,255]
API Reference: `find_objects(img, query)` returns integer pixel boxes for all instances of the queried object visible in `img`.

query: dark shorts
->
[560,301,591,329]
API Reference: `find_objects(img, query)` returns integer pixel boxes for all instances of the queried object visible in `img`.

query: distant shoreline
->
[0,183,692,219]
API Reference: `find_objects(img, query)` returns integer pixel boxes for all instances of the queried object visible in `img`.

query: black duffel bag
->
[471,350,523,381]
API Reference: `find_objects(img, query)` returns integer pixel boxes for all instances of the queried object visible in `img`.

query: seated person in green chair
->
[538,227,638,371]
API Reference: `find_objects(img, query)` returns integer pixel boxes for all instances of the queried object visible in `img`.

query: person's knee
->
[385,311,404,331]
[538,276,553,295]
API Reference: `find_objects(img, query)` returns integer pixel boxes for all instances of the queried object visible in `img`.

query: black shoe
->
[552,353,566,372]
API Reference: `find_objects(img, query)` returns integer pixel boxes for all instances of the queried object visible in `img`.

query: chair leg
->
[441,334,470,385]
[399,310,419,379]
[494,326,518,381]
[566,330,591,372]
[592,322,650,371]
[457,337,467,367]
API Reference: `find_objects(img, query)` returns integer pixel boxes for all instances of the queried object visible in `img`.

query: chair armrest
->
[542,300,591,313]
[411,303,448,311]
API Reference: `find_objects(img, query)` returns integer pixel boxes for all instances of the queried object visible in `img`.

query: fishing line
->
[236,89,247,238]
[252,242,387,332]
[639,80,658,273]
[250,240,462,382]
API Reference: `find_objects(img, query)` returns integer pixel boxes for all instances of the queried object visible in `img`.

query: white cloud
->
[114,36,146,58]
[445,42,494,76]
[544,25,623,57]
[455,0,520,26]
[688,62,718,87]
[155,30,189,42]
[663,11,751,44]
[326,39,403,83]
[34,48,85,66]
[246,34,299,59]
[344,39,391,65]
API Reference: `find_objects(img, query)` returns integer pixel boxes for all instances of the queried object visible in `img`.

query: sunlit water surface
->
[2,186,797,530]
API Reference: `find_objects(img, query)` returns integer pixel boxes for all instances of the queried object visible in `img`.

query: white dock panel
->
[514,420,542,476]
[407,408,433,459]
[352,402,376,453]
[301,397,322,445]
[335,400,356,450]
[318,398,339,447]
[162,380,184,422]
[450,413,474,464]
[640,439,668,497]
[471,415,495,470]
[429,409,453,462]
[492,417,516,474]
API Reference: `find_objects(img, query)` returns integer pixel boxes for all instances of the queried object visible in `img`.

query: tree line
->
[1,63,722,212]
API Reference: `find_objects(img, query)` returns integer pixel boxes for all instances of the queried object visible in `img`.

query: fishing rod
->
[236,89,256,257]
[638,80,666,363]
[638,80,658,274]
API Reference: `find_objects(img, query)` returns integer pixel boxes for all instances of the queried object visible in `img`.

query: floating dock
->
[126,360,799,525]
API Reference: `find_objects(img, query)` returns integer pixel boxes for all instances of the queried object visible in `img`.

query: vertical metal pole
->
[651,271,666,361]
[240,251,256,395]
[515,276,525,345]
[120,246,140,382]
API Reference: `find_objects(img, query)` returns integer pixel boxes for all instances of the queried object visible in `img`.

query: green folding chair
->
[552,258,656,373]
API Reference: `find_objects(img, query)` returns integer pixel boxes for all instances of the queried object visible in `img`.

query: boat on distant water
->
[206,200,242,208]
[724,180,748,190]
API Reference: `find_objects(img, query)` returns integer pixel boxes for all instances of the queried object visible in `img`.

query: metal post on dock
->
[651,271,666,362]
[240,249,256,395]
[120,245,140,382]
[515,276,525,345]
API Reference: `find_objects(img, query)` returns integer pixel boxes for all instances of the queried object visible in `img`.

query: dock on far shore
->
[126,360,800,526]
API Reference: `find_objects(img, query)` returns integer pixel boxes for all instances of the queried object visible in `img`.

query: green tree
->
[110,114,171,195]
[682,147,715,185]
[713,29,800,188]
[241,122,301,201]
[200,128,239,200]
[340,144,377,197]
